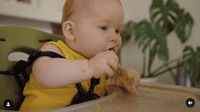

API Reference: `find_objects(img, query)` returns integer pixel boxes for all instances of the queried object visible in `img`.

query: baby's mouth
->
[108,48,117,52]
[108,48,114,51]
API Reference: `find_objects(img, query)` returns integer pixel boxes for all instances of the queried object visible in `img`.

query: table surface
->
[43,83,200,112]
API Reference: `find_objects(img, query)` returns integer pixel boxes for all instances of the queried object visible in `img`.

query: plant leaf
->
[150,0,180,34]
[121,21,135,46]
[183,46,200,87]
[175,12,194,43]
[134,20,169,61]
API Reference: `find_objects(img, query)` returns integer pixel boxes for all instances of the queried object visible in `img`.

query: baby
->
[20,0,140,111]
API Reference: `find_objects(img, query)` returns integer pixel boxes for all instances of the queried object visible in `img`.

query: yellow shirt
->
[20,40,106,111]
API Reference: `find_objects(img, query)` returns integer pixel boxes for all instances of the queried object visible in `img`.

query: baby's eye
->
[99,26,108,31]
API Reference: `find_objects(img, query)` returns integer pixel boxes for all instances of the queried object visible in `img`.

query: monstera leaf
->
[150,0,193,42]
[174,11,193,43]
[134,20,168,76]
[134,20,168,61]
[150,0,180,33]
[183,46,200,88]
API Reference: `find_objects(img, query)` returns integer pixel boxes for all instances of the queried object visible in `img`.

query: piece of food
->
[107,65,140,95]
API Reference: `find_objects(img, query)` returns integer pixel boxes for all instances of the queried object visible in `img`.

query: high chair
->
[0,26,62,110]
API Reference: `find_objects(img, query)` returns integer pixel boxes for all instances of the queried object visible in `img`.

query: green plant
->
[182,46,200,88]
[121,0,198,85]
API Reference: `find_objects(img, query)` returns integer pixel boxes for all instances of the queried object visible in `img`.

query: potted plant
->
[121,0,200,87]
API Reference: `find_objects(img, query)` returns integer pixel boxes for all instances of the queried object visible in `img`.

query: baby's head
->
[61,0,124,58]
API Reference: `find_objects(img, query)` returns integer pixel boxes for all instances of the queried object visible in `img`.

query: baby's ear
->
[62,20,75,41]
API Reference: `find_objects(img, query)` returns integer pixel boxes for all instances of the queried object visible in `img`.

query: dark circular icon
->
[186,98,195,108]
[4,99,13,109]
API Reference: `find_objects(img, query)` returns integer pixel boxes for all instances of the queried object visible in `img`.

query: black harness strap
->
[71,77,100,105]
[12,50,100,105]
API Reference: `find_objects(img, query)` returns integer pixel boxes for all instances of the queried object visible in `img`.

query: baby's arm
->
[32,44,119,88]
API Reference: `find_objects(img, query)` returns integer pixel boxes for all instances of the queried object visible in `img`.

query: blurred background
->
[0,0,200,88]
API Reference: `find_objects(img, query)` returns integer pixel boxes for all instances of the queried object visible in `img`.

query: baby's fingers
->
[107,58,119,71]
[104,66,114,77]
[128,85,140,95]
[120,78,140,95]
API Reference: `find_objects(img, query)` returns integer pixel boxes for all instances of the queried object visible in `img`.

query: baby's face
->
[71,0,124,58]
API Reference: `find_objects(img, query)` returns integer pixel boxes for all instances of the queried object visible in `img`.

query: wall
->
[0,0,65,32]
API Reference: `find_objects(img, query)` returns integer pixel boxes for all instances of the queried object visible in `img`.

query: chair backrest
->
[0,26,63,110]
[0,26,62,71]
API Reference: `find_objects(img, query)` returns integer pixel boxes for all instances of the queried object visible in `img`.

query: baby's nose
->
[109,35,121,48]
[109,33,119,42]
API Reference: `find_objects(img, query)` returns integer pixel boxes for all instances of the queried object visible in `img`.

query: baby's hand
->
[88,50,119,78]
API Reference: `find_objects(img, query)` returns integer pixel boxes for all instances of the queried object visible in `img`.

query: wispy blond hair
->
[61,0,122,24]
[61,0,75,24]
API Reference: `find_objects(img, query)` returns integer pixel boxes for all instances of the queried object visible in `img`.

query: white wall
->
[120,0,200,84]
[0,0,65,32]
